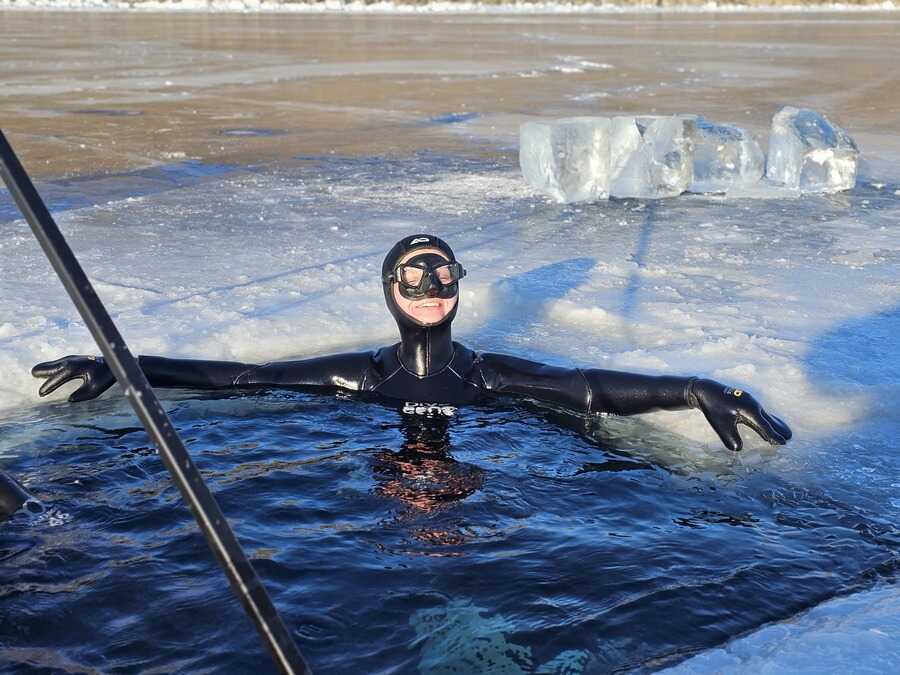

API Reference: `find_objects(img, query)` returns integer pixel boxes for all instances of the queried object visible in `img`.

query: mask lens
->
[434,264,455,285]
[391,256,464,300]
[399,265,425,287]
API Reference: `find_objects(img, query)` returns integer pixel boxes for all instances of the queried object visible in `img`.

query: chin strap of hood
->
[382,234,459,377]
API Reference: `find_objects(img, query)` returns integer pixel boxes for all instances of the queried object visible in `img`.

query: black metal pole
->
[0,130,311,675]
[0,471,29,521]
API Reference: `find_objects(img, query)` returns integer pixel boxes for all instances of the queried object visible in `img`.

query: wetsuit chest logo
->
[403,401,457,417]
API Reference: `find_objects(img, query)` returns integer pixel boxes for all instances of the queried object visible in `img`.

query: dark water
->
[1,391,898,674]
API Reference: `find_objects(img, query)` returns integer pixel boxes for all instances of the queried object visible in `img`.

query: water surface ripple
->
[1,392,897,673]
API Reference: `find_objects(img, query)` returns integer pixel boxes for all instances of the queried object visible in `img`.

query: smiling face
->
[391,247,459,326]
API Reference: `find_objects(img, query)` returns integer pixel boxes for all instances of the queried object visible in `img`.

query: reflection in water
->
[373,416,483,548]
[369,403,666,551]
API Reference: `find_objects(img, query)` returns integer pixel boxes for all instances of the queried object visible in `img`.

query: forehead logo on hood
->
[410,237,430,245]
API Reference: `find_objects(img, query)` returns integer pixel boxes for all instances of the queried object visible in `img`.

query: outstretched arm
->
[32,352,374,402]
[477,353,791,451]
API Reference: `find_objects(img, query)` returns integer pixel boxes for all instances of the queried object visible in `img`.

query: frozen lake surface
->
[1,8,898,673]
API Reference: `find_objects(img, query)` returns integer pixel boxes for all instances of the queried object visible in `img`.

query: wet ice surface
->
[663,582,900,674]
[1,144,898,672]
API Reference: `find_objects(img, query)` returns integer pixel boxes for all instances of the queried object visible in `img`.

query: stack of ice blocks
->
[519,115,696,201]
[519,107,858,203]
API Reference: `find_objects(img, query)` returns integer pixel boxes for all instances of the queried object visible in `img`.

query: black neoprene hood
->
[381,234,461,327]
[381,234,460,376]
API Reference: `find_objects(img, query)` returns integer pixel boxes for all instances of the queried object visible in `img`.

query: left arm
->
[477,353,791,450]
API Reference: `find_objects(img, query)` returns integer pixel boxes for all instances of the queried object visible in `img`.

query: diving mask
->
[385,253,466,300]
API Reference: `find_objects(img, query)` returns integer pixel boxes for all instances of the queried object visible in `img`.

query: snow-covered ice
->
[662,583,900,674]
[689,116,765,194]
[766,106,859,193]
[2,153,895,449]
[610,116,695,199]
[519,117,610,203]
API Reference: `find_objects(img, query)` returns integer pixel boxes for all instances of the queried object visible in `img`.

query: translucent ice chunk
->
[689,117,765,193]
[610,116,695,199]
[519,117,610,203]
[766,106,859,193]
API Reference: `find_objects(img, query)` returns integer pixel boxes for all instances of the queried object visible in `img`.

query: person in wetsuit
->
[26,233,791,469]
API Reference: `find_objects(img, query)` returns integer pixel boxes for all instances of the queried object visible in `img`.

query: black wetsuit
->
[134,342,692,419]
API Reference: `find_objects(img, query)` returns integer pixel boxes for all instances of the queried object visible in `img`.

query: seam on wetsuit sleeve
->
[576,368,593,415]
[684,376,699,408]
[232,364,263,386]
[476,353,489,390]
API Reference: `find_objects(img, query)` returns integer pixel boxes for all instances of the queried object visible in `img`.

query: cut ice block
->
[689,117,765,193]
[519,117,610,203]
[610,116,695,199]
[766,106,859,193]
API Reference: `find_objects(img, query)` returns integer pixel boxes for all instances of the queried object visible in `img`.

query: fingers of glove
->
[38,369,80,397]
[710,414,743,452]
[762,409,792,441]
[739,412,785,446]
[68,381,100,403]
[32,359,66,379]
[739,400,785,443]
[68,372,115,402]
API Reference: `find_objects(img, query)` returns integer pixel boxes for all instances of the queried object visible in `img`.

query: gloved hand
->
[32,355,115,402]
[688,378,792,451]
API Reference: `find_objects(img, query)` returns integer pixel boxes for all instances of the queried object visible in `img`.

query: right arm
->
[476,353,791,451]
[32,352,374,402]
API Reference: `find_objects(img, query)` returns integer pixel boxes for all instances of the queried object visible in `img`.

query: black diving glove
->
[32,355,115,403]
[687,378,792,451]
